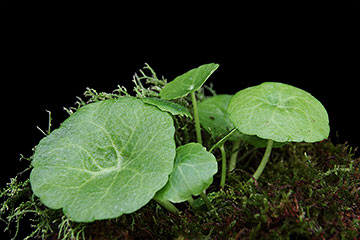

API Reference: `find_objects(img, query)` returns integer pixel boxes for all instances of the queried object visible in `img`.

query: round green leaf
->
[159,63,219,100]
[30,97,176,222]
[154,143,217,203]
[228,82,330,143]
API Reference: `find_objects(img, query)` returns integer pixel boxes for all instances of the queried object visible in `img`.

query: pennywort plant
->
[29,63,220,222]
[28,63,330,224]
[197,94,287,187]
[227,82,330,181]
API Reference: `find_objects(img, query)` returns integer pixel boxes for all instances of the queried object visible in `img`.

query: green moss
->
[2,141,358,239]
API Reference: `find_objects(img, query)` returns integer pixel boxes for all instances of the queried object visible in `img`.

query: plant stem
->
[228,140,241,173]
[191,91,202,144]
[187,196,195,208]
[219,144,227,188]
[251,139,274,181]
[199,192,213,210]
[154,198,180,214]
[209,128,237,153]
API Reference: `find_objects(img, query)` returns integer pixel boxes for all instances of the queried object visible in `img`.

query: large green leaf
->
[30,97,176,222]
[159,63,219,100]
[141,97,191,118]
[154,143,217,203]
[228,82,330,143]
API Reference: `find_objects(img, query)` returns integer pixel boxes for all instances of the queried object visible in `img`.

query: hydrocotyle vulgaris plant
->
[227,82,330,181]
[198,94,286,187]
[22,64,331,228]
[158,63,220,209]
[29,64,219,223]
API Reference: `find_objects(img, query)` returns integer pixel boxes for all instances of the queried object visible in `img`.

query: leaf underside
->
[159,63,219,100]
[228,82,330,143]
[154,143,217,203]
[198,94,239,140]
[30,97,176,222]
[141,97,192,118]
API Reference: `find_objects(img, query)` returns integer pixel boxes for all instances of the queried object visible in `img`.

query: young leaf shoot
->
[160,63,219,144]
[159,63,220,100]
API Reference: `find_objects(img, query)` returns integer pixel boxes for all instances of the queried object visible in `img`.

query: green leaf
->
[228,82,330,143]
[141,97,192,118]
[154,143,217,203]
[198,94,285,147]
[198,94,241,141]
[159,63,219,100]
[30,97,176,222]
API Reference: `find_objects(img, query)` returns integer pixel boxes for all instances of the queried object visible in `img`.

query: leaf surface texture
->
[155,143,217,203]
[228,82,330,143]
[160,63,219,100]
[30,97,176,222]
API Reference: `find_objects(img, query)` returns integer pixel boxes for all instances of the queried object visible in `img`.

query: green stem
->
[219,144,227,188]
[228,140,241,173]
[191,91,202,144]
[209,128,237,153]
[199,192,213,210]
[187,196,195,208]
[154,198,180,214]
[251,139,274,181]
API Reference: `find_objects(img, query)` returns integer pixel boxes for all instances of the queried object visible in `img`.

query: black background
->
[4,9,359,181]
[2,2,359,238]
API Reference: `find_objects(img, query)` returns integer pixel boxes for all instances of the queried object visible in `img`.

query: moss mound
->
[1,141,359,240]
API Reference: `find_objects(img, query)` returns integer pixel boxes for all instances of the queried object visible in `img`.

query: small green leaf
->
[141,97,192,118]
[228,82,330,143]
[30,97,176,222]
[159,63,219,100]
[154,143,217,203]
[198,94,241,141]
